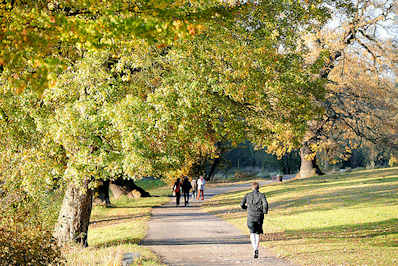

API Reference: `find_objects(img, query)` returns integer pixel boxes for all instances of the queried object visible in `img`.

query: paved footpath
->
[142,181,295,266]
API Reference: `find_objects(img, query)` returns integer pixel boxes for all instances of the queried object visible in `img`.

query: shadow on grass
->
[90,213,148,225]
[93,237,142,248]
[269,183,398,215]
[263,218,398,247]
[204,169,398,217]
[265,173,398,200]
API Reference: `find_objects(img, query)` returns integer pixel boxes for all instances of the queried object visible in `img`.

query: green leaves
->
[0,0,240,93]
[0,0,333,190]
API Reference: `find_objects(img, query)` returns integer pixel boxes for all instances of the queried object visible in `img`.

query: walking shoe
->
[254,250,258,259]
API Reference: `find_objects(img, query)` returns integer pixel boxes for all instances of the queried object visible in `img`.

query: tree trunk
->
[297,146,324,179]
[207,157,221,181]
[109,177,151,199]
[54,180,94,247]
[109,183,125,199]
[95,180,111,207]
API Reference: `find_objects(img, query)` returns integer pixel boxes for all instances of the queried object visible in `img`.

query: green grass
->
[203,167,398,266]
[135,179,167,191]
[64,183,169,266]
[209,176,271,184]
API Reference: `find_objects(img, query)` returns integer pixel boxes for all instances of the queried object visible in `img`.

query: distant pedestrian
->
[240,182,268,259]
[197,176,206,200]
[182,176,192,207]
[173,178,182,206]
[191,178,198,199]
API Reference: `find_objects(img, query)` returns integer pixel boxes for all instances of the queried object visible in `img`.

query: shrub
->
[0,188,64,265]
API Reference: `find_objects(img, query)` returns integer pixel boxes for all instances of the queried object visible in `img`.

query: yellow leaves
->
[15,85,25,95]
[47,72,57,88]
[156,43,167,49]
[173,19,183,29]
[49,80,57,88]
[187,23,205,36]
[0,190,64,265]
[187,24,196,35]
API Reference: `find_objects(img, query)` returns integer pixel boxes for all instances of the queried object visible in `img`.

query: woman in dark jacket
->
[173,178,182,206]
[181,176,192,207]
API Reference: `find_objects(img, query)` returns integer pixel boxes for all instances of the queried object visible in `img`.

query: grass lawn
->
[64,183,170,265]
[203,167,398,266]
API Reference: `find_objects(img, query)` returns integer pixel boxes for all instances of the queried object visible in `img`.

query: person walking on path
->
[191,178,198,199]
[182,176,192,207]
[240,182,269,259]
[197,176,206,200]
[172,178,182,206]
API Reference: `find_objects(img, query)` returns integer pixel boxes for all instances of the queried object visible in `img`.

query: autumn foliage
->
[0,189,64,265]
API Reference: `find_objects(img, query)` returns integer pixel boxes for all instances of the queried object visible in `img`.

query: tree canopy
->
[2,0,396,246]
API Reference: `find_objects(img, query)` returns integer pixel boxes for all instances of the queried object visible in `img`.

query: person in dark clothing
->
[181,176,192,207]
[173,178,182,206]
[240,182,269,259]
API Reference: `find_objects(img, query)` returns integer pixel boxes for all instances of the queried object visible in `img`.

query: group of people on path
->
[172,175,206,207]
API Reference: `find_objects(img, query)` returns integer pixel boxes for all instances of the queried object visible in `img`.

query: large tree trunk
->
[297,146,324,179]
[207,157,221,181]
[54,180,94,247]
[109,177,151,199]
[94,180,111,207]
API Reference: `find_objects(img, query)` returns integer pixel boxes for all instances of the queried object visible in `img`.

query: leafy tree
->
[295,0,397,178]
[0,0,237,93]
[1,0,337,247]
[165,2,330,166]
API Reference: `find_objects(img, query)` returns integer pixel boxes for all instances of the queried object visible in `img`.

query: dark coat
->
[182,179,192,193]
[240,190,269,223]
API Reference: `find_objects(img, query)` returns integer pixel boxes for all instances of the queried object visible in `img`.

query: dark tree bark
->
[54,179,93,247]
[297,145,324,179]
[207,157,221,181]
[95,180,111,207]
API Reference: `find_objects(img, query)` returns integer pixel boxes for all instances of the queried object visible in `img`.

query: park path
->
[142,180,295,266]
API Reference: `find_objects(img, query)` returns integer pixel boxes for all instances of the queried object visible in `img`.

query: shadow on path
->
[143,235,249,246]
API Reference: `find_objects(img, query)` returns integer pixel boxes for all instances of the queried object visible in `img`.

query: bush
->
[0,189,64,265]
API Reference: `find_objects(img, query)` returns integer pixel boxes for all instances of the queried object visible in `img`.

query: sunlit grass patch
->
[203,167,398,266]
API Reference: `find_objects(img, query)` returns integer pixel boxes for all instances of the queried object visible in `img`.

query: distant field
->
[64,182,169,265]
[203,167,398,266]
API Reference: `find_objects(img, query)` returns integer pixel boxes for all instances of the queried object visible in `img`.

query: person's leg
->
[176,193,180,206]
[201,190,204,200]
[254,233,260,258]
[254,233,260,250]
[250,233,256,250]
[184,192,188,206]
[248,221,260,258]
